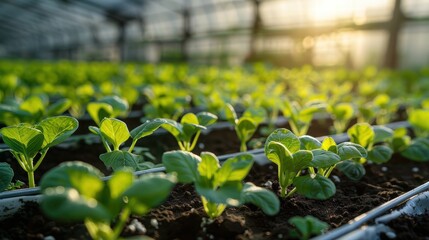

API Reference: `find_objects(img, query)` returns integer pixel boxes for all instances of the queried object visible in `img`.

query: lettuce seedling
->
[162,150,279,219]
[225,103,266,152]
[0,162,13,192]
[1,116,78,187]
[408,108,429,138]
[40,161,176,240]
[0,95,72,126]
[281,99,326,136]
[161,112,218,152]
[265,129,367,198]
[347,123,394,164]
[327,102,354,134]
[288,215,329,240]
[89,118,166,171]
[87,96,129,126]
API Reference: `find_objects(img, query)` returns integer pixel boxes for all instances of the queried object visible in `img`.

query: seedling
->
[161,112,218,152]
[265,129,367,198]
[225,103,267,152]
[288,215,329,240]
[87,96,129,126]
[0,95,71,126]
[162,150,280,219]
[327,102,354,134]
[0,116,78,187]
[40,161,176,240]
[347,123,394,164]
[281,99,326,136]
[0,162,13,192]
[90,118,166,171]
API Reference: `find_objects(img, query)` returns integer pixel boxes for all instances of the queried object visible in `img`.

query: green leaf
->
[0,162,13,192]
[197,112,218,127]
[337,142,367,160]
[236,118,257,143]
[336,160,366,181]
[373,126,394,144]
[40,161,104,199]
[99,96,129,115]
[347,123,374,148]
[265,128,301,154]
[291,150,313,172]
[198,152,220,181]
[368,145,393,164]
[294,174,336,200]
[36,116,78,149]
[321,137,337,153]
[161,119,182,138]
[1,125,44,159]
[243,106,267,124]
[409,109,429,133]
[265,141,293,166]
[108,169,134,199]
[224,103,237,125]
[130,118,166,140]
[46,98,72,117]
[288,216,329,239]
[162,150,200,183]
[240,182,280,216]
[181,112,199,125]
[100,118,130,150]
[41,187,111,221]
[87,102,113,126]
[196,181,242,206]
[99,150,141,171]
[299,135,322,150]
[401,138,429,162]
[20,95,44,117]
[215,154,253,186]
[123,173,176,215]
[310,150,341,168]
[330,103,354,121]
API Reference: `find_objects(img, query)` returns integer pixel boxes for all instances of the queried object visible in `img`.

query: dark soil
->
[1,153,428,240]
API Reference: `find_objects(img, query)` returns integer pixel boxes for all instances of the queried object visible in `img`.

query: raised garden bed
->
[0,120,428,240]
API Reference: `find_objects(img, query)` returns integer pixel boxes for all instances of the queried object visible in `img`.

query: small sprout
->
[225,103,267,152]
[161,112,218,152]
[162,150,280,219]
[90,118,166,171]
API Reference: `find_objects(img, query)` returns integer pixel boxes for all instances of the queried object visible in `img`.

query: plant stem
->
[27,171,35,188]
[188,131,201,152]
[33,148,49,171]
[112,207,131,239]
[128,139,138,153]
[240,141,247,152]
[285,187,297,198]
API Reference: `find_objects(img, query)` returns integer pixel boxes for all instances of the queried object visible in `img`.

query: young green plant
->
[265,129,367,199]
[162,150,279,219]
[87,96,129,126]
[40,161,176,240]
[89,118,166,171]
[0,116,78,187]
[225,103,266,152]
[281,99,326,136]
[327,102,354,134]
[161,112,217,152]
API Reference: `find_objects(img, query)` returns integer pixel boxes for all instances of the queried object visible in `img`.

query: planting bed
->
[0,143,428,240]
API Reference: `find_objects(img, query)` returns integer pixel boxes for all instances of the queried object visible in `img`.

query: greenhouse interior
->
[1,1,429,240]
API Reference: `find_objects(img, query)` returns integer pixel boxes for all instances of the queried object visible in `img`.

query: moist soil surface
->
[1,154,428,240]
